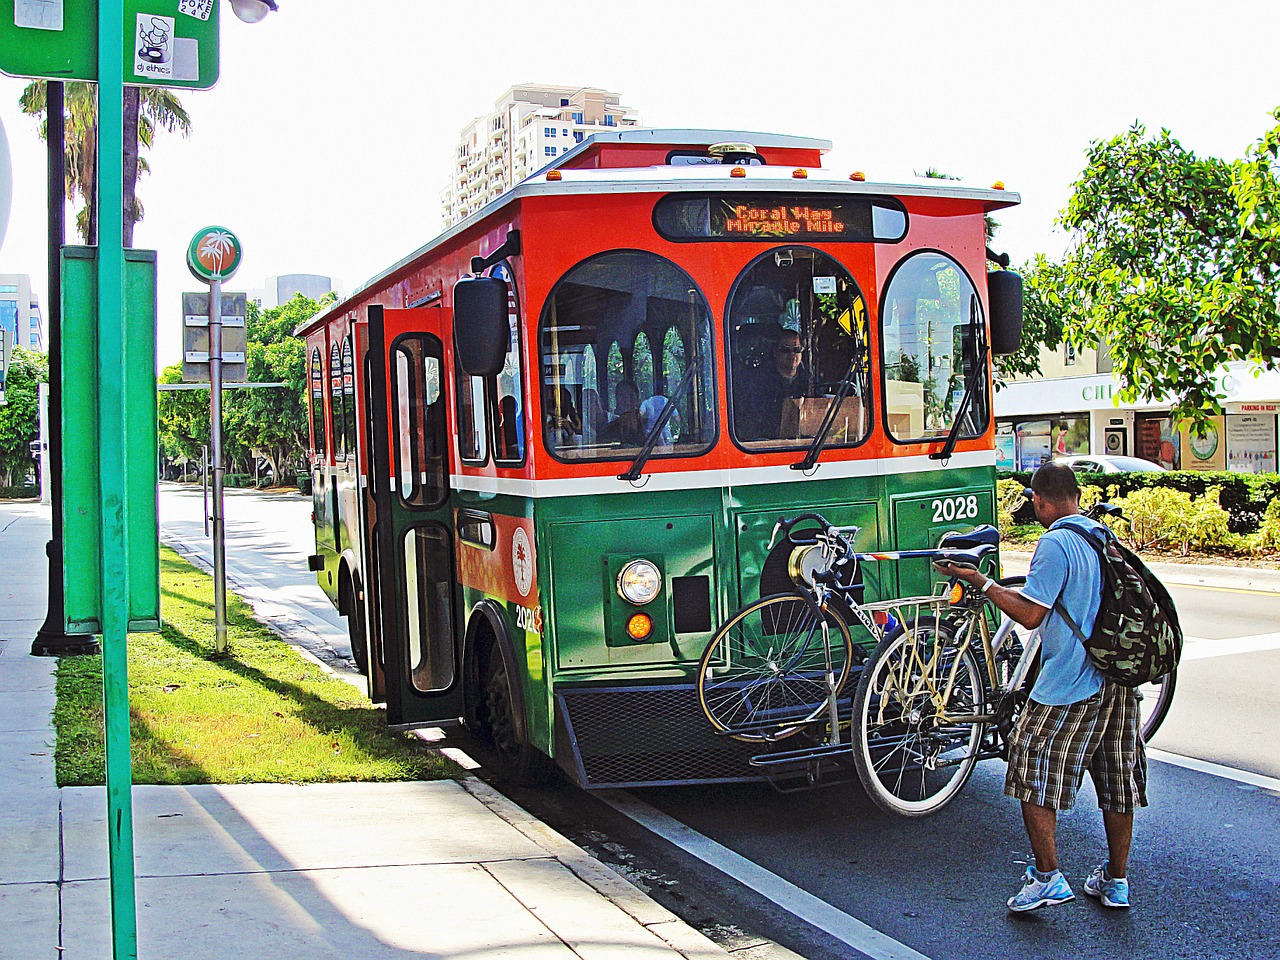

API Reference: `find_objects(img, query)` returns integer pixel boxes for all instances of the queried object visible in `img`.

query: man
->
[935,462,1146,912]
[744,329,809,440]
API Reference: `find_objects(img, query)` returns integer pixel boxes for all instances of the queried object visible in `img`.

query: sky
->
[1,0,1279,369]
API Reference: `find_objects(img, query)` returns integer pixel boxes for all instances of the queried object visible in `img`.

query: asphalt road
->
[160,484,1280,960]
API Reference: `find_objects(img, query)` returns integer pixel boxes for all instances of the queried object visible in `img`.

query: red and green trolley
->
[298,128,1024,787]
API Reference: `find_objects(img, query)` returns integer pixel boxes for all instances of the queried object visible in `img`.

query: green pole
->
[97,1,139,958]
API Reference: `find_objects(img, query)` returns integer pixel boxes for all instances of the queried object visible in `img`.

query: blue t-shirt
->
[1020,515,1106,705]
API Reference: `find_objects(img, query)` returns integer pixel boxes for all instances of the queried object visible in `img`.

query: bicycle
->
[696,507,1177,815]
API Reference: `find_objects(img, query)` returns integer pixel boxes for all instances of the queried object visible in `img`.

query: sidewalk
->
[0,501,734,960]
[1001,547,1280,593]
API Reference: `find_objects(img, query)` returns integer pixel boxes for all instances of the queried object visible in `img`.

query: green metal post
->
[97,1,139,957]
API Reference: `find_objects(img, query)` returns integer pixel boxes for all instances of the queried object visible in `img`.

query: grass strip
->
[53,546,460,786]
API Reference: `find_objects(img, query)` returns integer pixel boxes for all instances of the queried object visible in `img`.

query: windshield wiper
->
[791,355,860,472]
[930,295,988,463]
[618,359,700,482]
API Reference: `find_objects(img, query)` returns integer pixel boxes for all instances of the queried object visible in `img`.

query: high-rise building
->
[442,84,639,227]
[245,274,339,310]
[0,272,44,353]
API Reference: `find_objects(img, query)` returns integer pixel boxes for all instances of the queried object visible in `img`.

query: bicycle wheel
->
[698,593,855,743]
[853,615,985,817]
[1138,668,1177,742]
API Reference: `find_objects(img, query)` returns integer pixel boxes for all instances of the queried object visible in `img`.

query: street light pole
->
[32,78,99,658]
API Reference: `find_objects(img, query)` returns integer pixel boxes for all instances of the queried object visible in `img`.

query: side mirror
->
[453,276,508,376]
[987,270,1023,356]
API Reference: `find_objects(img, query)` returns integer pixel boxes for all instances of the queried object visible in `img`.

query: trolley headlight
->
[616,559,662,605]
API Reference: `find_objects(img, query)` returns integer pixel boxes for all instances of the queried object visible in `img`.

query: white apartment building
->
[442,84,639,227]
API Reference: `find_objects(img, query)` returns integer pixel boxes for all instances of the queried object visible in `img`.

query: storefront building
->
[995,361,1280,474]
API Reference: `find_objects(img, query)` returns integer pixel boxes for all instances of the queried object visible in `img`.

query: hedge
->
[997,470,1280,533]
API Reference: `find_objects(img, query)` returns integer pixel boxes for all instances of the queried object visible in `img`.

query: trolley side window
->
[538,250,716,462]
[391,335,447,509]
[329,342,345,460]
[489,261,526,464]
[309,345,327,459]
[881,252,988,443]
[341,335,357,459]
[455,366,488,465]
[726,247,872,451]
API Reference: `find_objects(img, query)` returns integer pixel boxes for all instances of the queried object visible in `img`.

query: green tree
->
[993,254,1068,383]
[1054,110,1280,424]
[224,294,326,484]
[157,363,210,474]
[19,81,191,245]
[0,348,49,487]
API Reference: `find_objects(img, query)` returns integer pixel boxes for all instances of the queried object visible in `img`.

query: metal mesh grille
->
[558,684,762,788]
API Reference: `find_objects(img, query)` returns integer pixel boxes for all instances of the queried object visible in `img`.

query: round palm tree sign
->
[186,226,242,283]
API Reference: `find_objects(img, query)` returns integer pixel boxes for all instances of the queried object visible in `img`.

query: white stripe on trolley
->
[599,790,935,960]
[453,449,997,499]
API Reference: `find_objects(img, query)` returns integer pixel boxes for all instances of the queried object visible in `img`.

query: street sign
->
[186,225,242,281]
[0,0,220,88]
[182,290,246,382]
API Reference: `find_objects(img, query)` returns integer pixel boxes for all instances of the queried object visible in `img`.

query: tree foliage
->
[1050,110,1280,424]
[0,348,49,487]
[994,254,1067,382]
[19,80,191,245]
[158,294,323,485]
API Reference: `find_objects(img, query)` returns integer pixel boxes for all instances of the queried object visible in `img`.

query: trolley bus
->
[298,128,1024,788]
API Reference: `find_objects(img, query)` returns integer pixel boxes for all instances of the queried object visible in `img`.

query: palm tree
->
[18,81,191,246]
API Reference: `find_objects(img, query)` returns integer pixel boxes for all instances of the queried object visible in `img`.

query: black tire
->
[698,593,855,743]
[482,641,555,787]
[345,574,369,676]
[853,616,985,817]
[1138,668,1177,743]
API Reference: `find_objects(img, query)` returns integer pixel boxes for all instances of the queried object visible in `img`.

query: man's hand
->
[933,560,983,586]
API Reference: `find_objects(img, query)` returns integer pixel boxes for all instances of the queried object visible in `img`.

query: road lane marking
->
[600,790,933,960]
[1165,582,1280,598]
[1148,749,1280,793]
[1181,632,1280,660]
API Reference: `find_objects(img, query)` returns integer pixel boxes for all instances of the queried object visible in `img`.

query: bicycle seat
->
[937,524,1000,550]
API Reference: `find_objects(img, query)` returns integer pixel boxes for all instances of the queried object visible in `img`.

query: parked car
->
[1055,455,1167,474]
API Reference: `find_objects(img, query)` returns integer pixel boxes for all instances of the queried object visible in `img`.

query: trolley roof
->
[299,129,1020,335]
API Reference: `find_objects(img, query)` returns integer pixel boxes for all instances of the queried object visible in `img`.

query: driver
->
[744,329,809,440]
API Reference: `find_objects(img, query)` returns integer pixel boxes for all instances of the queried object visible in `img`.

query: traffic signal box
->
[60,246,159,634]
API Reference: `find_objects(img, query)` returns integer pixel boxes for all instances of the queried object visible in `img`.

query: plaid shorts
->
[1004,681,1148,813]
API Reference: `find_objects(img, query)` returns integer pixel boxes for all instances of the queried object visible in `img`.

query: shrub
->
[1247,499,1280,556]
[1114,485,1232,556]
[996,478,1027,531]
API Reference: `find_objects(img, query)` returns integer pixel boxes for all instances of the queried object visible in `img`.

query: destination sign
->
[654,194,907,243]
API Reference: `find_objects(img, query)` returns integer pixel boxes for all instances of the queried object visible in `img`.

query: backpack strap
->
[1044,521,1106,648]
[1053,600,1088,644]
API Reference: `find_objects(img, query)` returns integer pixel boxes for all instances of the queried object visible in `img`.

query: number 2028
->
[931,495,979,523]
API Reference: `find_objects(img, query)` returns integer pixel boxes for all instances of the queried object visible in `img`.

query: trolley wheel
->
[482,640,555,787]
[852,616,985,817]
[345,573,369,676]
[698,593,855,743]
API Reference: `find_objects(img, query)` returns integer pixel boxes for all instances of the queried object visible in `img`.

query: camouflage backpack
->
[1053,525,1183,687]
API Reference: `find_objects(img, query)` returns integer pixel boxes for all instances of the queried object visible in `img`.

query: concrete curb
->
[1001,548,1280,593]
[460,776,731,959]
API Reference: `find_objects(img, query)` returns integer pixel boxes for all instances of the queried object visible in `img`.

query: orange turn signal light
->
[792,168,809,179]
[730,166,746,178]
[626,612,654,641]
[948,582,965,605]
[992,180,1005,190]
[546,170,562,181]
[850,171,866,182]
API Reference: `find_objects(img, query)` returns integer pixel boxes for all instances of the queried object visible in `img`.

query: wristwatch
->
[981,577,996,594]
